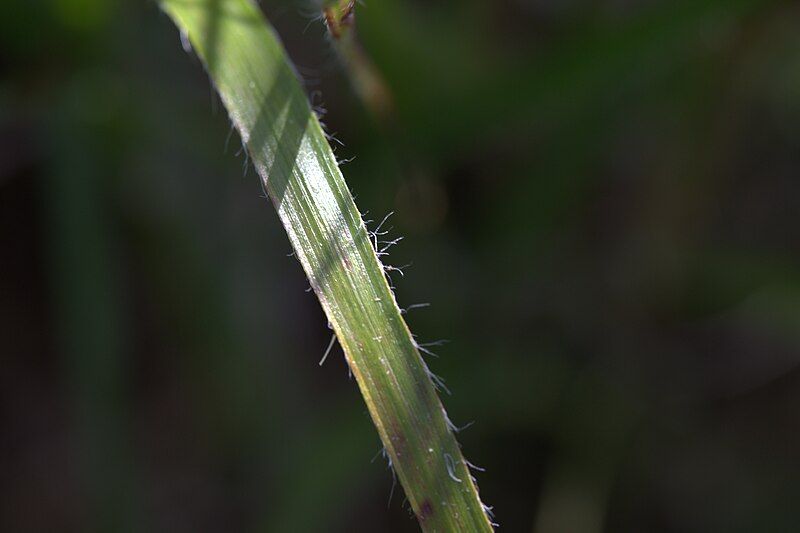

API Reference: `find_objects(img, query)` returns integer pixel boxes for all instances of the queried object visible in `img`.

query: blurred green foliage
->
[2,0,800,531]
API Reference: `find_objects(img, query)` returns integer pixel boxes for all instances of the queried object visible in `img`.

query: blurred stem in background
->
[42,77,140,532]
[321,0,393,122]
[532,372,642,533]
[319,0,448,243]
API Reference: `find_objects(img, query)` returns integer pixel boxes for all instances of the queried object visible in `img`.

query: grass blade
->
[159,0,493,529]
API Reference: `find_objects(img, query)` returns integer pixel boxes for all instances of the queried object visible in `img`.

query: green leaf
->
[159,0,493,530]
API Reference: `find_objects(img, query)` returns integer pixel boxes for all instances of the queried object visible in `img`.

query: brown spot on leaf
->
[417,499,435,522]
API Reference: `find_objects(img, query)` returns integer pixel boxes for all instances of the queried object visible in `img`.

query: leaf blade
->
[160,1,493,530]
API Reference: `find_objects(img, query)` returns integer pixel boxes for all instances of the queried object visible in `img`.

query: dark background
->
[2,0,800,531]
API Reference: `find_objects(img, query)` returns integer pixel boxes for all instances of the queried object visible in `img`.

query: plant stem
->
[321,0,394,120]
[159,0,493,530]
